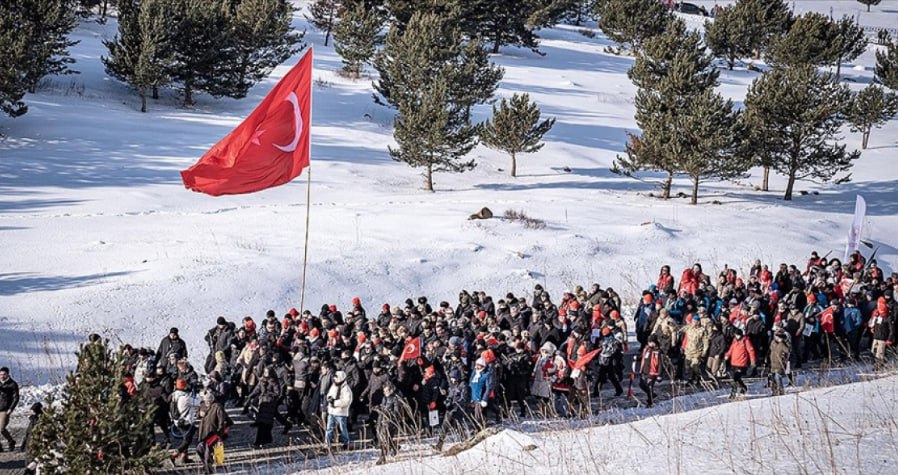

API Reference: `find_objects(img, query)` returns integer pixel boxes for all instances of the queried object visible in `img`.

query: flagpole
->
[299,48,314,313]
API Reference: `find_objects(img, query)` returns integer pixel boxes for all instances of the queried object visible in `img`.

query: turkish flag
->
[181,50,313,196]
[400,336,421,362]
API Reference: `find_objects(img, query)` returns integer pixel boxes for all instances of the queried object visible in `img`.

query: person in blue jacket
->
[841,298,864,361]
[468,358,493,428]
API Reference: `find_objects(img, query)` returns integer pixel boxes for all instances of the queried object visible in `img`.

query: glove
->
[428,402,436,410]
[479,400,488,408]
[327,396,335,404]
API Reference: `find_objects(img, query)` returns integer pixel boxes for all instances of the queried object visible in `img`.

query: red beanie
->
[382,303,390,312]
[329,304,337,312]
[808,294,817,303]
[610,310,620,319]
[643,295,652,304]
[357,333,367,343]
[310,328,319,337]
[289,308,299,317]
[352,297,361,306]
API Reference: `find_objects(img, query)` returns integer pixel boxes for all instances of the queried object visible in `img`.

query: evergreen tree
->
[103,0,173,112]
[736,0,792,59]
[876,41,898,90]
[19,0,81,93]
[459,0,547,54]
[390,77,478,191]
[306,0,341,46]
[846,84,898,149]
[704,4,754,70]
[480,93,556,177]
[830,16,867,79]
[166,0,239,106]
[743,65,860,201]
[676,90,746,204]
[230,0,304,93]
[380,12,482,191]
[857,0,882,13]
[372,12,503,112]
[386,0,460,32]
[616,19,732,202]
[0,4,31,117]
[594,0,669,54]
[333,1,382,78]
[766,12,838,67]
[28,338,166,473]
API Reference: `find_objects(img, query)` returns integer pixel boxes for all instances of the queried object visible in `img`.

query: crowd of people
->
[7,249,898,470]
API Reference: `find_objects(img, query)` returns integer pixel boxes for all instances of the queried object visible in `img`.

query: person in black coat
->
[432,367,471,452]
[156,328,188,369]
[374,384,407,465]
[247,367,281,448]
[204,317,234,374]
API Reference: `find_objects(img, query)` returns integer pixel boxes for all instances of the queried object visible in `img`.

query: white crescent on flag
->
[274,92,303,153]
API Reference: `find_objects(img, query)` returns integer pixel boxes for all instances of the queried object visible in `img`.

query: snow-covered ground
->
[326,373,898,475]
[1,0,897,392]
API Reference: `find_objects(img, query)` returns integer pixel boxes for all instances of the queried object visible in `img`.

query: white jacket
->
[326,381,353,417]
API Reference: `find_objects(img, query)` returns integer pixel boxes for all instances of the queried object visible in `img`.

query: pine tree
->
[166,0,240,106]
[390,77,478,192]
[480,93,556,177]
[766,12,838,67]
[103,0,173,113]
[373,12,502,112]
[19,0,81,93]
[380,12,481,191]
[0,4,31,117]
[876,41,898,90]
[307,0,341,46]
[676,90,746,204]
[463,0,545,54]
[28,338,166,473]
[830,16,867,79]
[594,0,670,54]
[857,0,882,13]
[846,84,898,149]
[230,0,305,93]
[736,0,792,59]
[704,4,754,70]
[334,1,382,78]
[616,18,731,202]
[386,0,460,32]
[743,65,860,201]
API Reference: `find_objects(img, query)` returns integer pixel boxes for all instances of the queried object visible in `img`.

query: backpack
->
[598,338,617,366]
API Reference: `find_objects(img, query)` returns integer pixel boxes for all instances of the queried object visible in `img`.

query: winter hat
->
[807,293,817,303]
[310,328,320,338]
[601,327,611,336]
[352,297,361,306]
[333,371,347,383]
[474,358,486,368]
[486,336,499,347]
[382,303,390,312]
[610,310,620,319]
[424,365,436,378]
[329,304,338,312]
[169,327,179,335]
[357,333,367,344]
[216,316,227,325]
[175,379,188,391]
[643,295,653,304]
[289,308,299,317]
[540,341,556,353]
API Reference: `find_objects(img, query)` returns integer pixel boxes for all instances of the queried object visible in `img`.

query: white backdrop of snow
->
[0,1,896,392]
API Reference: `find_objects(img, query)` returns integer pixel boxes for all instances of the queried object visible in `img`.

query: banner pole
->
[299,48,314,313]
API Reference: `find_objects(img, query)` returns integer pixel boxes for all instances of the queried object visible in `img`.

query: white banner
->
[844,195,866,261]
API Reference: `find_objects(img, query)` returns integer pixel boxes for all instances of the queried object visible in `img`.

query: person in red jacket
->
[724,328,756,398]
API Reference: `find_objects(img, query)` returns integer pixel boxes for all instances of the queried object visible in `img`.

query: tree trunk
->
[691,176,699,205]
[836,57,842,80]
[784,171,796,201]
[152,85,159,100]
[762,166,770,192]
[140,92,147,113]
[511,152,517,178]
[728,53,735,71]
[325,29,331,47]
[662,172,673,199]
[862,129,870,149]
[492,25,501,54]
[868,4,871,12]
[425,165,434,192]
[101,0,108,19]
[183,81,193,107]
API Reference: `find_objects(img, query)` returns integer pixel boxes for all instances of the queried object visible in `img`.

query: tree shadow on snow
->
[0,271,132,297]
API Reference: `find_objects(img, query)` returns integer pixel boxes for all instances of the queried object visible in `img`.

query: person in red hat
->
[634,292,657,348]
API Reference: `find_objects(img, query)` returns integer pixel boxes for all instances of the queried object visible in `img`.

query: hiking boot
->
[375,456,386,465]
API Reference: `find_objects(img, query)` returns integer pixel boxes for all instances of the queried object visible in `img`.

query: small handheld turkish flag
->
[400,336,421,362]
[181,49,313,196]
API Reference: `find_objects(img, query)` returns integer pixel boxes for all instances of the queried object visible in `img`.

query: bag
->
[428,409,439,427]
[802,324,813,337]
[212,441,225,465]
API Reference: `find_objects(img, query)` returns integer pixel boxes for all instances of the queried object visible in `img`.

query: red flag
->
[400,336,421,362]
[181,50,313,196]
[572,349,601,371]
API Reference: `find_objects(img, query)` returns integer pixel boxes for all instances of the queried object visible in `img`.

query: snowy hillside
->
[1,0,898,387]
